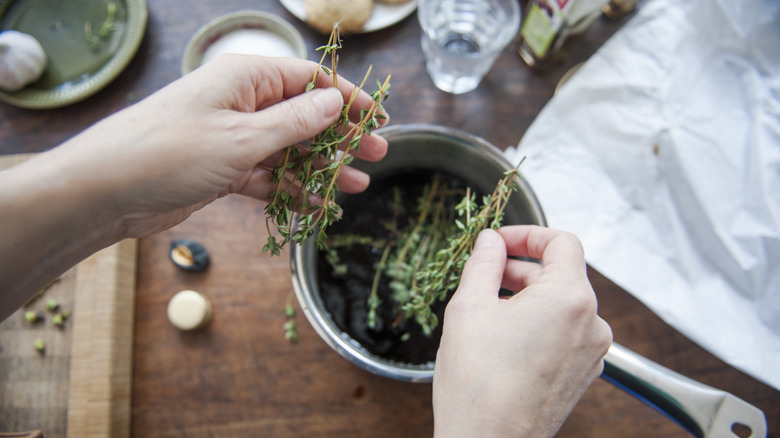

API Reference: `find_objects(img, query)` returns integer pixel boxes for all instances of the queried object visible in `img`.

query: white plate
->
[279,0,418,33]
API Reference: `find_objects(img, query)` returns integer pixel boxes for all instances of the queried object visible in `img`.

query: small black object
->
[169,239,210,272]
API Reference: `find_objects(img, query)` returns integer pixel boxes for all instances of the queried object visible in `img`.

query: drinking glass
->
[418,0,521,94]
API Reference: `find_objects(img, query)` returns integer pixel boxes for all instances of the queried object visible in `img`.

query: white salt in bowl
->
[181,11,307,75]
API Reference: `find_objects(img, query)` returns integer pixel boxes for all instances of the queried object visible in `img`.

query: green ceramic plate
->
[0,0,147,109]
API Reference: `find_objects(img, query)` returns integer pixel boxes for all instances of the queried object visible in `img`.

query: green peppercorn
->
[284,320,298,342]
[46,299,59,312]
[33,338,45,353]
[24,310,40,323]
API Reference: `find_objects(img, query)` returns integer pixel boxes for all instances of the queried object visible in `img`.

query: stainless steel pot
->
[290,124,547,382]
[289,124,767,436]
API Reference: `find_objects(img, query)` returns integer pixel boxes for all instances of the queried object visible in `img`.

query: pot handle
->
[602,343,767,438]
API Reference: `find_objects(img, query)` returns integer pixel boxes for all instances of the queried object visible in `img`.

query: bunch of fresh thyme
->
[263,27,391,256]
[325,161,524,336]
[400,162,523,335]
[370,174,459,332]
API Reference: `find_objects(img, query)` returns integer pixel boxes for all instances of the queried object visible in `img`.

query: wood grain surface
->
[67,238,137,438]
[0,155,138,437]
[0,269,76,437]
[1,1,778,437]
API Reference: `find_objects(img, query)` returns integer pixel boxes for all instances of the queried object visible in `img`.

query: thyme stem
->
[262,26,391,256]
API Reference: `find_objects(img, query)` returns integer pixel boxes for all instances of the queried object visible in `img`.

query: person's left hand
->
[58,54,389,239]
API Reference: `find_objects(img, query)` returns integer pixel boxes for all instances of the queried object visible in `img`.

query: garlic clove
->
[0,30,47,92]
[167,290,213,331]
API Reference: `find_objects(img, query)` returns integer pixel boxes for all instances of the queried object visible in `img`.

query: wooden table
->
[1,1,778,436]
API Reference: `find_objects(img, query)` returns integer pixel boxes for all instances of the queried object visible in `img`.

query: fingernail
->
[311,88,343,119]
[474,229,500,249]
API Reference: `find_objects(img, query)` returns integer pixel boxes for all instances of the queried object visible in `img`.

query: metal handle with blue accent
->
[602,343,767,438]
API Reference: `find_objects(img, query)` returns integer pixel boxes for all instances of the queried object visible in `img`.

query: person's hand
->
[0,54,389,321]
[56,54,389,239]
[432,225,613,437]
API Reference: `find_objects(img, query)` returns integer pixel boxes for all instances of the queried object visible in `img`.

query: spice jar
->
[516,0,608,70]
[602,0,639,19]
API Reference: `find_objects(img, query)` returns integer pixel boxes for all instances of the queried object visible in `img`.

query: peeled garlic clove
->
[0,30,47,92]
[167,290,213,331]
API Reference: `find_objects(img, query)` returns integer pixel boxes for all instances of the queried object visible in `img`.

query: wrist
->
[50,106,157,242]
[433,378,562,438]
[0,145,123,319]
[40,136,127,243]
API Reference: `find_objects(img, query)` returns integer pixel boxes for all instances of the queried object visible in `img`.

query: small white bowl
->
[181,10,307,75]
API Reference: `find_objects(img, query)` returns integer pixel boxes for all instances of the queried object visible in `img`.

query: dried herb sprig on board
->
[262,26,391,256]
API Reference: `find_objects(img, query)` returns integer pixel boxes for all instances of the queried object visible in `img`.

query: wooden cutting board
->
[0,154,137,438]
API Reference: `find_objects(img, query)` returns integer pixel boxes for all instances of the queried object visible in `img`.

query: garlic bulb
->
[0,30,47,92]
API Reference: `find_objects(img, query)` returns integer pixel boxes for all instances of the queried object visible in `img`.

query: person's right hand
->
[432,225,613,437]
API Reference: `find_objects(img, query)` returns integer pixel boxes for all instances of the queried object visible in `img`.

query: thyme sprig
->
[85,0,117,51]
[284,292,298,342]
[262,27,391,256]
[325,160,525,336]
[401,160,524,335]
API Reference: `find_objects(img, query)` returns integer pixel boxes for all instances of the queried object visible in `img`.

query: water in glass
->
[419,0,520,94]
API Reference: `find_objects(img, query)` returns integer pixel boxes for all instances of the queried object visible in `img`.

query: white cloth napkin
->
[505,0,780,390]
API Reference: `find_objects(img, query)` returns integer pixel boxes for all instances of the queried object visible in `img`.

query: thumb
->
[451,229,507,304]
[249,87,344,155]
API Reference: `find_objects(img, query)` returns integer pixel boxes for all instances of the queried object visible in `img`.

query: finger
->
[333,121,389,162]
[237,166,318,209]
[343,86,390,127]
[255,142,308,171]
[265,57,388,124]
[240,57,387,161]
[243,88,345,160]
[243,57,363,106]
[307,66,390,126]
[334,165,370,194]
[236,166,286,200]
[352,131,388,162]
[450,229,507,304]
[288,154,370,195]
[501,257,544,292]
[210,56,386,126]
[497,225,586,275]
[256,142,375,196]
